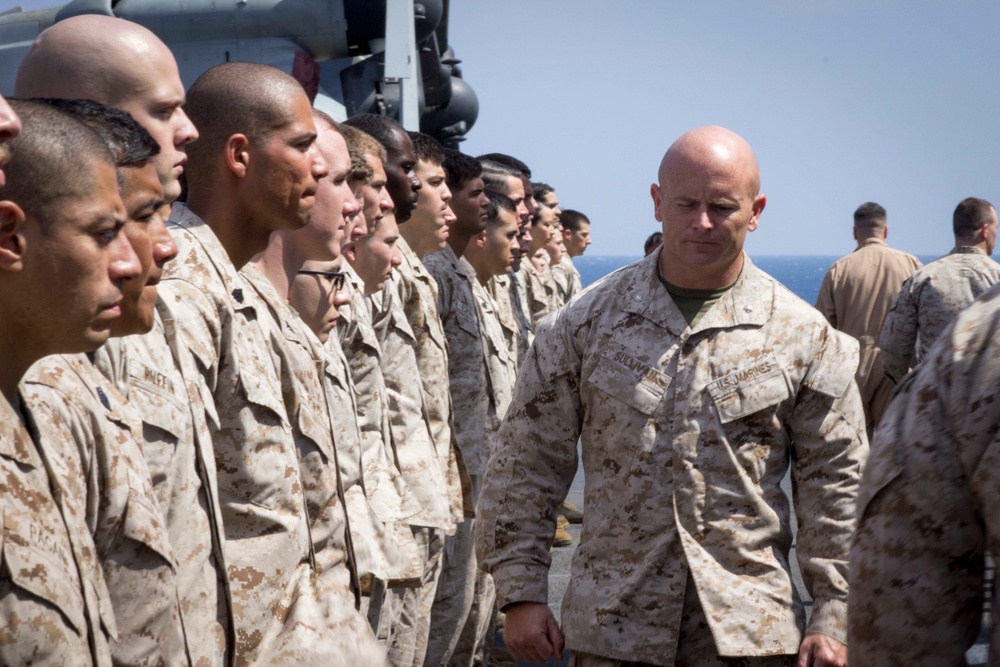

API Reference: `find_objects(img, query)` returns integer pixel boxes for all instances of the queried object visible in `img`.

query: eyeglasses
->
[297,269,347,291]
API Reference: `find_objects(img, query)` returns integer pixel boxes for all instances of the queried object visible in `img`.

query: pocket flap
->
[2,534,87,635]
[708,359,790,423]
[587,354,666,416]
[120,490,176,569]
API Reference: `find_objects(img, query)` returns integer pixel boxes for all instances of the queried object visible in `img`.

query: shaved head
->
[183,61,310,192]
[15,15,198,204]
[658,126,761,199]
[651,125,766,289]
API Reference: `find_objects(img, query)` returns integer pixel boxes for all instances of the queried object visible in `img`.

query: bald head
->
[651,125,766,289]
[659,126,761,198]
[15,15,198,203]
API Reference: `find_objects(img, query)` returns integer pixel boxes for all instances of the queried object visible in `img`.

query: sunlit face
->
[245,94,329,233]
[383,129,420,222]
[111,162,169,336]
[538,190,562,222]
[298,125,358,260]
[651,148,764,287]
[504,175,529,227]
[0,94,22,188]
[545,223,565,264]
[483,208,520,278]
[520,175,538,220]
[289,258,350,343]
[528,204,557,254]
[449,176,489,234]
[408,159,453,252]
[343,180,368,242]
[563,221,592,257]
[985,207,998,255]
[347,215,401,295]
[20,160,141,352]
[359,154,394,236]
[113,45,198,204]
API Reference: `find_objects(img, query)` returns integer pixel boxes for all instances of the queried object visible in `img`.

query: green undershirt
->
[658,273,737,328]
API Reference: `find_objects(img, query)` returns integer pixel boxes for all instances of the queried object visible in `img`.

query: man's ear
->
[0,201,27,272]
[472,230,487,248]
[224,134,251,178]
[342,243,356,264]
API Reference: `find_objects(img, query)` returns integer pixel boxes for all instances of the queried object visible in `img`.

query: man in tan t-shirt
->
[815,202,920,435]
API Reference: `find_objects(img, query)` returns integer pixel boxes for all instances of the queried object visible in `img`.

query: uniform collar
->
[622,251,773,336]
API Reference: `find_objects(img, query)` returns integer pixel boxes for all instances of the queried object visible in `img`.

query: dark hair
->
[954,197,996,239]
[532,182,554,202]
[476,152,531,178]
[853,202,886,226]
[485,191,515,224]
[184,62,308,191]
[480,159,523,195]
[407,131,444,165]
[442,148,482,190]
[32,97,160,169]
[561,209,590,232]
[3,99,114,229]
[343,113,404,153]
[644,231,663,255]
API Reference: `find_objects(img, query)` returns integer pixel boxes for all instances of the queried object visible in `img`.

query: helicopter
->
[0,0,479,145]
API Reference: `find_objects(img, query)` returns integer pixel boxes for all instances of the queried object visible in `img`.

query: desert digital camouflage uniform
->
[504,270,535,365]
[0,394,116,666]
[518,254,559,325]
[22,354,189,666]
[393,236,471,527]
[477,252,868,664]
[880,245,1000,381]
[337,262,422,645]
[422,246,498,667]
[94,316,233,667]
[240,265,385,663]
[815,237,921,435]
[550,254,583,306]
[161,203,378,666]
[486,273,525,377]
[849,284,1000,666]
[371,270,452,667]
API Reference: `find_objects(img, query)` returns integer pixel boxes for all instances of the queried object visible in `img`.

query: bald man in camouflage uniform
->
[850,283,1000,665]
[880,197,1000,382]
[477,126,867,667]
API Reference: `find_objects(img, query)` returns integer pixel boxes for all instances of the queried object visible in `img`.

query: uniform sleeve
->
[814,268,837,327]
[790,326,868,644]
[848,314,991,666]
[879,278,918,382]
[474,312,583,609]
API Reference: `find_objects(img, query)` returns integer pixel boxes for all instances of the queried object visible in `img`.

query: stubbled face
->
[651,144,764,288]
[0,94,22,188]
[289,258,350,343]
[114,46,198,204]
[563,221,592,257]
[111,162,169,336]
[246,94,329,232]
[409,159,453,252]
[528,204,557,254]
[449,176,489,234]
[504,175,529,227]
[382,129,420,222]
[21,160,140,352]
[483,208,520,278]
[300,126,359,260]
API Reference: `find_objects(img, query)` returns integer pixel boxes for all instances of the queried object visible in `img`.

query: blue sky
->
[447,1,1000,257]
[5,0,997,257]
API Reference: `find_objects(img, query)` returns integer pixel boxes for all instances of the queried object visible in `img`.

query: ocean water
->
[575,254,942,306]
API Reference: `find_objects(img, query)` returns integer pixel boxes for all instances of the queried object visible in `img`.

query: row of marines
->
[0,13,591,667]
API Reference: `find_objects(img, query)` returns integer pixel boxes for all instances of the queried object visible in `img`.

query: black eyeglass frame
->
[297,269,348,291]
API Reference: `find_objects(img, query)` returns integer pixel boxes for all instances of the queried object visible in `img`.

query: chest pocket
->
[235,364,286,422]
[454,300,481,339]
[587,354,666,417]
[127,360,187,442]
[1,518,87,636]
[115,483,176,570]
[707,359,790,424]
